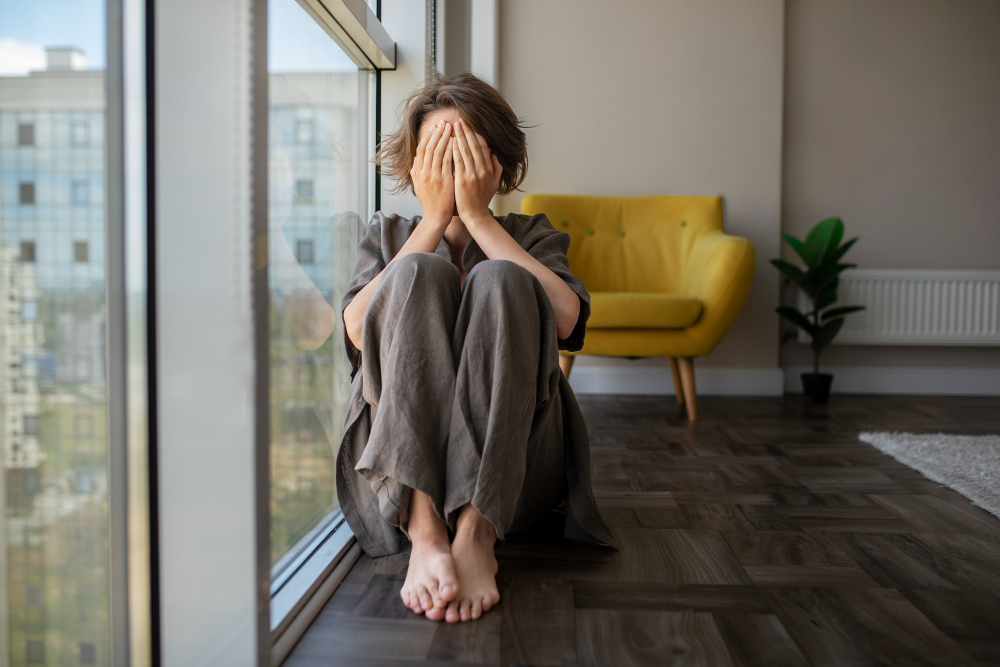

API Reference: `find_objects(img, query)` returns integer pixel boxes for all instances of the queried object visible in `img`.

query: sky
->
[0,0,357,77]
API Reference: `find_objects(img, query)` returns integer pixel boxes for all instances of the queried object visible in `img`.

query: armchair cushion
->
[588,292,702,330]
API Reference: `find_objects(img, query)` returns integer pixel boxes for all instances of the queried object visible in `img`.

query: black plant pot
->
[801,373,833,404]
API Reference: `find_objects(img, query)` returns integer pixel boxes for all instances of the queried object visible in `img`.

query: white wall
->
[781,0,1000,373]
[497,0,785,378]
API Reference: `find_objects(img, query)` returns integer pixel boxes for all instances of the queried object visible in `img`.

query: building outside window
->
[74,241,89,262]
[20,241,36,262]
[72,180,89,204]
[19,182,35,204]
[18,123,35,146]
[71,119,89,146]
[296,238,315,264]
[295,177,314,202]
[294,117,315,144]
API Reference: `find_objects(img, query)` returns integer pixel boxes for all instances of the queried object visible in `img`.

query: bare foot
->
[400,489,459,620]
[400,538,458,620]
[445,506,501,623]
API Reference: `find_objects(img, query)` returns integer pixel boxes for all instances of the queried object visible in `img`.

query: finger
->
[454,124,476,177]
[491,152,503,187]
[423,121,445,173]
[475,132,492,168]
[412,123,434,173]
[431,122,451,172]
[459,121,485,172]
[442,136,454,176]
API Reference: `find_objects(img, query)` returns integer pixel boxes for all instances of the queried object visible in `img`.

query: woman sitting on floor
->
[338,73,615,624]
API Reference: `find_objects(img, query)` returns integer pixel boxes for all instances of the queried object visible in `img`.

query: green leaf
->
[803,218,842,268]
[811,317,845,353]
[770,259,812,294]
[813,263,856,292]
[822,305,865,320]
[781,234,810,265]
[776,306,816,334]
[815,288,838,312]
[821,219,845,265]
[829,237,858,264]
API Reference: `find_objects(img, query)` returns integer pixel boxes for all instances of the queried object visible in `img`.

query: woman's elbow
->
[555,296,581,339]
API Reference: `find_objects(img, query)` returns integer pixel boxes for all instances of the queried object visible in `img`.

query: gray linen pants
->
[355,251,569,540]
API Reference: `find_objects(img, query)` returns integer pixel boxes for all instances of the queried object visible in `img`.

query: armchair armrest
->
[679,230,755,355]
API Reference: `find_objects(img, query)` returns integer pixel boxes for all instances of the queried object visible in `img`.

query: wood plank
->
[912,533,1000,597]
[736,505,802,532]
[721,530,858,566]
[286,615,437,662]
[898,589,1000,666]
[576,609,735,667]
[763,587,979,667]
[613,527,753,585]
[870,494,1000,535]
[626,469,739,493]
[781,505,916,532]
[794,467,908,494]
[711,612,809,667]
[427,579,577,666]
[573,582,772,613]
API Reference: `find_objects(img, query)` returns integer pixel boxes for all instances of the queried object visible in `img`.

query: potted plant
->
[771,218,865,403]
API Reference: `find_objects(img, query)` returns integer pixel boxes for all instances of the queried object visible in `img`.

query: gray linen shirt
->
[337,210,616,556]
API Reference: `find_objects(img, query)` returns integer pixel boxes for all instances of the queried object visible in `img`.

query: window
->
[22,300,38,321]
[26,640,44,664]
[21,240,36,262]
[25,583,44,607]
[71,119,89,146]
[295,118,315,144]
[24,415,40,436]
[296,238,315,264]
[73,180,89,204]
[19,122,35,146]
[20,182,36,204]
[79,643,97,665]
[74,241,89,262]
[295,177,314,201]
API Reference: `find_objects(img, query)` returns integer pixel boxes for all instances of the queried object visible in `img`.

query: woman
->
[339,73,614,624]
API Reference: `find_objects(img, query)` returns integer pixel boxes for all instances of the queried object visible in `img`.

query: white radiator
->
[797,269,1000,346]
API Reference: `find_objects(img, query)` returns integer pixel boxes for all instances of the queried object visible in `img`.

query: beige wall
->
[497,0,785,370]
[781,0,1000,369]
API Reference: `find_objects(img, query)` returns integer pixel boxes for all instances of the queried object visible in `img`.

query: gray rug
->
[859,431,1000,520]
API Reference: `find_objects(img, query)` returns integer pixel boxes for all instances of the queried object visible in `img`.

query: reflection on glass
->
[1,5,110,664]
[269,0,370,567]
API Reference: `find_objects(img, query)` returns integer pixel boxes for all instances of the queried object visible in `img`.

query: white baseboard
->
[567,362,785,396]
[784,366,1000,396]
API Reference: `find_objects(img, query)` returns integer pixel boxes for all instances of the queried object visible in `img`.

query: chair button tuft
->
[681,220,687,227]
[587,228,595,235]
[618,230,625,237]
[560,219,568,227]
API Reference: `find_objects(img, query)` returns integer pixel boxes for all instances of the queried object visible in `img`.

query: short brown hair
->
[375,73,528,196]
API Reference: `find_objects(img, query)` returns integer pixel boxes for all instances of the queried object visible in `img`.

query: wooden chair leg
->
[678,357,698,421]
[668,357,685,406]
[559,354,575,379]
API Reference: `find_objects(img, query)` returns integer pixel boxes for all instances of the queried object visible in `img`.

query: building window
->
[22,300,38,321]
[71,120,89,146]
[294,118,315,144]
[73,180,89,204]
[26,583,44,607]
[24,415,40,436]
[79,643,97,665]
[18,123,35,146]
[296,239,315,265]
[295,178,314,202]
[26,640,44,664]
[74,241,89,263]
[20,182,35,204]
[21,241,36,263]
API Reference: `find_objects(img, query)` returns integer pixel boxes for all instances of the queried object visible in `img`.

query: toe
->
[471,598,483,619]
[417,587,433,611]
[445,601,460,623]
[459,599,471,622]
[425,606,446,621]
[438,571,459,602]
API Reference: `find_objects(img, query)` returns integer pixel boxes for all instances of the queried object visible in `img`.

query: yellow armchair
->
[520,194,755,420]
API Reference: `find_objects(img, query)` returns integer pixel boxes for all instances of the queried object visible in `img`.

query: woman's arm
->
[452,120,580,339]
[343,119,458,351]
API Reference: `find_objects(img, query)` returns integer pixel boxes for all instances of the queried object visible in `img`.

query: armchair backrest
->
[520,194,723,294]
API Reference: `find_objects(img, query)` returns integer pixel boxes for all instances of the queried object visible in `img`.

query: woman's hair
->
[375,73,528,196]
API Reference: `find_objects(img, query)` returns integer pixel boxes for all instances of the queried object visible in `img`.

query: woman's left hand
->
[453,119,502,221]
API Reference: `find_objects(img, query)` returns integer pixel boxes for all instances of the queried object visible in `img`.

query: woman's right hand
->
[410,120,455,222]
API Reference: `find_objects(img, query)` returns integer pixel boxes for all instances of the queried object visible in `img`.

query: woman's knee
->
[381,252,460,290]
[464,259,536,295]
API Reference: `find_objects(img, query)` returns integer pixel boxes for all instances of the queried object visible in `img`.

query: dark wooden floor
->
[285,395,1000,667]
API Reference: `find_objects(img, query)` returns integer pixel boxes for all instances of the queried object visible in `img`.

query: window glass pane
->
[268,0,369,567]
[1,2,110,664]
